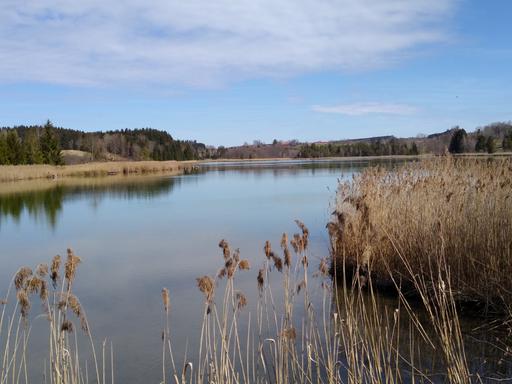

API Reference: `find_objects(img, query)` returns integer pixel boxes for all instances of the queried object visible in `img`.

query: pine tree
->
[448,128,467,154]
[41,120,63,165]
[0,131,9,164]
[23,129,44,164]
[475,132,487,152]
[6,129,24,164]
[486,136,496,154]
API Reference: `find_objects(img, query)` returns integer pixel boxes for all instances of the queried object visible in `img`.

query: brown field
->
[0,160,197,182]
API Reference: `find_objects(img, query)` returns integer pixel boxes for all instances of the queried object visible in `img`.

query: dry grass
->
[0,161,197,182]
[330,156,512,313]
[1,250,113,384]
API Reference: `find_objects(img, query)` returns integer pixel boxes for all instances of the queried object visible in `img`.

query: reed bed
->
[0,161,196,182]
[160,221,488,384]
[329,156,512,313]
[3,220,509,383]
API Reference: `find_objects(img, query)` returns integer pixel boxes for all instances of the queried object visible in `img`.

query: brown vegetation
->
[330,156,512,313]
[0,160,196,182]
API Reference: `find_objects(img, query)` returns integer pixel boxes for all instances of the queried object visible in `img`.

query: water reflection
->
[0,176,181,227]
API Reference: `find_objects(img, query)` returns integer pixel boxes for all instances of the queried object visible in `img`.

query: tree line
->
[448,122,512,154]
[0,121,63,165]
[297,139,419,158]
[0,122,208,165]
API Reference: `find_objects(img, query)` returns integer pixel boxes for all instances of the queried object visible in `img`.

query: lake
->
[0,159,510,383]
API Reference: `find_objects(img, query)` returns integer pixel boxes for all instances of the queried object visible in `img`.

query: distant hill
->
[212,122,512,159]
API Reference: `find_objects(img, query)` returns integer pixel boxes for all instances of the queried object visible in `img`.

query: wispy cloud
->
[312,102,418,116]
[0,0,455,87]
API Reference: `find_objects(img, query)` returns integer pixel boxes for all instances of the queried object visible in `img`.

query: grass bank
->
[329,156,512,314]
[0,160,197,182]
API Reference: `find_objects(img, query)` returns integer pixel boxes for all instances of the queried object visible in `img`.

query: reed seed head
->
[61,320,74,333]
[161,288,170,313]
[257,269,264,291]
[280,233,288,249]
[65,248,81,287]
[16,289,30,318]
[36,263,49,278]
[235,291,247,310]
[196,276,215,302]
[264,241,272,258]
[14,267,32,291]
[239,259,250,270]
[281,327,297,340]
[50,255,61,288]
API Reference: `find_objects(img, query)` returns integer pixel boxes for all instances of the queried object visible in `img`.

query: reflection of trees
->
[200,159,407,178]
[0,177,180,228]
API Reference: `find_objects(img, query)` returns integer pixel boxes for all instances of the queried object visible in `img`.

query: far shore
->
[0,160,197,183]
[1,152,511,184]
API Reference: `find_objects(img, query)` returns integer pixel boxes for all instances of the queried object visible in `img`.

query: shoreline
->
[1,152,511,184]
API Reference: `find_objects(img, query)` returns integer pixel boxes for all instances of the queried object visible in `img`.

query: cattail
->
[239,259,250,270]
[302,255,308,268]
[290,239,299,253]
[257,269,264,291]
[264,241,272,258]
[50,255,61,288]
[235,291,247,310]
[65,248,81,287]
[196,276,215,302]
[14,267,32,291]
[161,288,170,313]
[271,253,283,272]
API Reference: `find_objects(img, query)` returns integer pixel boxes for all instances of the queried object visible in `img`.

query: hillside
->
[0,122,208,165]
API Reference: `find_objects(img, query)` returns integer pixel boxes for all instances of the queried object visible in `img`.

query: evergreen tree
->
[475,132,487,152]
[410,142,419,155]
[486,136,496,154]
[6,129,24,164]
[41,120,63,165]
[448,128,467,154]
[503,132,512,151]
[23,130,44,164]
[0,132,9,164]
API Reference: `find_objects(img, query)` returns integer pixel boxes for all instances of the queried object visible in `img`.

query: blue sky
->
[0,0,511,146]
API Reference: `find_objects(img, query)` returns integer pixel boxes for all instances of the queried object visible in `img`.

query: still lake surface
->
[0,159,510,383]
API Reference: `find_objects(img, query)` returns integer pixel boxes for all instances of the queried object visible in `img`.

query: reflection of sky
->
[2,160,506,383]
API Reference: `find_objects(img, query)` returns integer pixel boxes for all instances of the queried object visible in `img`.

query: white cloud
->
[0,0,455,87]
[312,102,418,115]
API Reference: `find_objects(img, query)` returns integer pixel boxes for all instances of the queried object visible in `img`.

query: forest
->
[0,121,208,165]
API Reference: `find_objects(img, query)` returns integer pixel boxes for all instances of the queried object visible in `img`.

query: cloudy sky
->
[0,0,511,145]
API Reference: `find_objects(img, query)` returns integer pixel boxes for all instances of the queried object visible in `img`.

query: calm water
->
[0,159,510,383]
